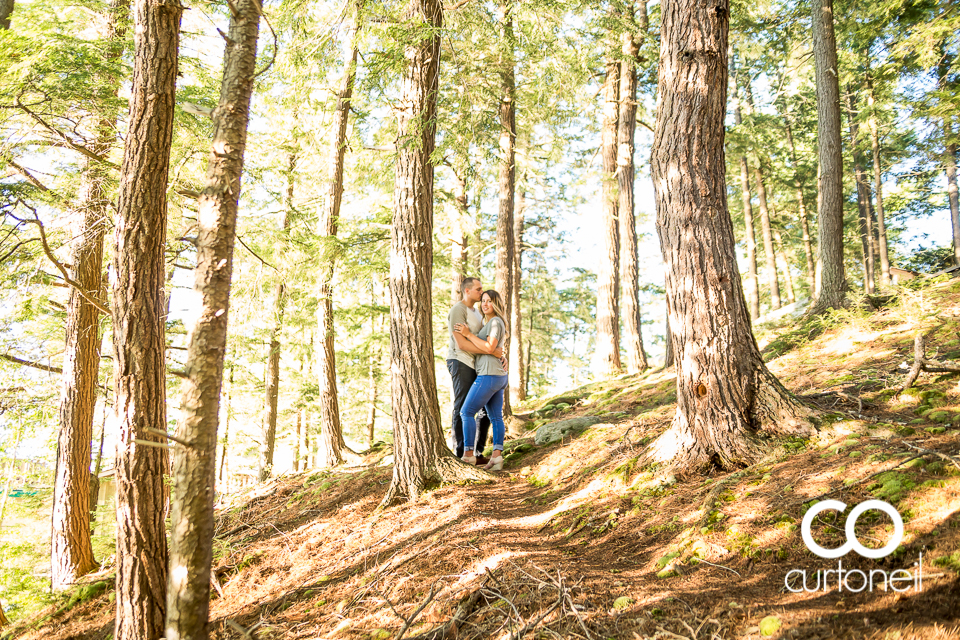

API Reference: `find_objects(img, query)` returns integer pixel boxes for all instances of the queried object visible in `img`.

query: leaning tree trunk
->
[509,187,526,403]
[165,1,259,638]
[946,119,960,265]
[597,54,621,377]
[810,0,847,312]
[381,0,485,506]
[618,0,649,375]
[111,0,181,636]
[649,0,812,472]
[495,0,516,416]
[219,363,233,484]
[783,115,816,291]
[316,3,362,468]
[866,74,891,287]
[845,90,876,294]
[258,151,296,482]
[732,66,760,320]
[51,0,127,593]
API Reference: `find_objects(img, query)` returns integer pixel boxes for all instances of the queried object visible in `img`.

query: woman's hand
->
[453,323,473,337]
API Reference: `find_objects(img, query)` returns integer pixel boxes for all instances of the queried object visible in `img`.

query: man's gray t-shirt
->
[476,317,508,376]
[446,302,482,367]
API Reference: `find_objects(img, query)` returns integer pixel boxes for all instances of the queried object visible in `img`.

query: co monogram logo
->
[800,499,904,559]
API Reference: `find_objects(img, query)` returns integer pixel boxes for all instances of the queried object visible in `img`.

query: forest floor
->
[8,281,960,640]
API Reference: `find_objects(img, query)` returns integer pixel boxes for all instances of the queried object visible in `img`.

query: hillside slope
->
[8,283,960,640]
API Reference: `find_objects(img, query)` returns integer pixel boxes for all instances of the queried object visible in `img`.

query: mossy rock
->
[919,389,946,401]
[655,552,680,569]
[920,407,938,417]
[848,451,862,458]
[928,411,953,424]
[925,426,947,435]
[897,427,918,436]
[904,458,926,469]
[613,596,634,611]
[656,568,679,579]
[504,452,525,461]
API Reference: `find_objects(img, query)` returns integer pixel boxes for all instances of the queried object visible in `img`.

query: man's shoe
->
[474,455,490,466]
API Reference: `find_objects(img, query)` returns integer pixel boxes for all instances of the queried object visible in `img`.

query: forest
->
[0,0,959,637]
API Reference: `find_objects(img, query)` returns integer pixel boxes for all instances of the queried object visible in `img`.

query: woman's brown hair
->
[481,289,507,325]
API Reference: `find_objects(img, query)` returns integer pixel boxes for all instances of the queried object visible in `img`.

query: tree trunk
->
[0,0,13,29]
[495,0,516,416]
[219,364,232,484]
[946,120,960,265]
[618,1,648,375]
[597,54,621,376]
[740,67,781,311]
[866,74,891,287]
[366,338,378,448]
[51,0,127,593]
[258,151,296,482]
[111,0,182,636]
[774,227,796,304]
[662,309,674,368]
[783,115,816,291]
[509,187,526,402]
[845,89,876,294]
[733,83,760,320]
[753,165,781,310]
[165,0,259,636]
[381,0,485,506]
[650,0,812,472]
[316,4,361,468]
[450,167,469,305]
[810,0,847,312]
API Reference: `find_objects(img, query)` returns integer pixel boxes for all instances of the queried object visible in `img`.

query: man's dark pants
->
[447,359,490,458]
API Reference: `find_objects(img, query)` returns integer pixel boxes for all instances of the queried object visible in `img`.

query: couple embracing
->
[446,277,509,472]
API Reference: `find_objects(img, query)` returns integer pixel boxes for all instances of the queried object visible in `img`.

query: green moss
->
[933,551,960,574]
[613,596,634,611]
[868,472,916,503]
[925,426,947,435]
[759,615,782,637]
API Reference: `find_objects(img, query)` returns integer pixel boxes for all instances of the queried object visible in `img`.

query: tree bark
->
[51,0,127,592]
[509,186,526,402]
[381,0,485,506]
[316,3,361,468]
[597,53,621,376]
[258,151,296,482]
[773,227,796,304]
[845,89,876,294]
[783,114,816,291]
[866,74,891,286]
[219,363,232,484]
[946,120,960,265]
[618,1,648,374]
[165,0,259,637]
[732,58,760,320]
[111,0,181,637]
[0,0,12,29]
[450,166,469,305]
[753,165,781,310]
[495,0,516,416]
[650,0,812,471]
[810,0,847,312]
[740,68,781,310]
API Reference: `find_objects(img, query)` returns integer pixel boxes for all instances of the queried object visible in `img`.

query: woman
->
[453,289,509,471]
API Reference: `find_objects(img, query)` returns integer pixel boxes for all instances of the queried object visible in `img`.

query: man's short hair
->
[461,277,480,294]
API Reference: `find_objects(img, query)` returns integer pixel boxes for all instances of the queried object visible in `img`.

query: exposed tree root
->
[379,455,491,507]
[899,333,960,392]
[646,370,814,474]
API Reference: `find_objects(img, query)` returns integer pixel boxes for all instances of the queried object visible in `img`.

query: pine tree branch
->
[9,208,111,316]
[0,353,62,374]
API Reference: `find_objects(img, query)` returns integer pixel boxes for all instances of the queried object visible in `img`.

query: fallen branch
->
[900,333,960,392]
[898,440,960,471]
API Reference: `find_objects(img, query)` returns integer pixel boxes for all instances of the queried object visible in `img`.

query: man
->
[447,277,501,464]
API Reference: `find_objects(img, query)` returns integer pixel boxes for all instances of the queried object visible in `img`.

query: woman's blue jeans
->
[461,374,508,453]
